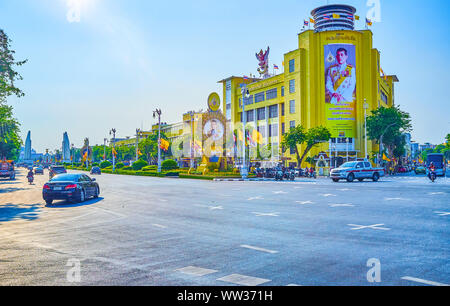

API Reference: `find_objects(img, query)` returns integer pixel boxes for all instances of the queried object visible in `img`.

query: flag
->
[355,15,360,20]
[159,139,170,152]
[323,15,331,20]
[82,151,88,161]
[112,148,117,158]
[304,20,309,26]
[366,18,373,26]
[309,18,315,24]
[383,153,391,162]
[243,75,249,80]
[332,13,340,19]
[346,15,354,21]
[252,130,263,144]
[273,64,279,70]
[138,149,143,156]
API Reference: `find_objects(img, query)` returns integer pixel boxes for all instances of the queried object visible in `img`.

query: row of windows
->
[238,81,296,108]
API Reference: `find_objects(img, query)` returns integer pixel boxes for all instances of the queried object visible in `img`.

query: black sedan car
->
[43,173,100,205]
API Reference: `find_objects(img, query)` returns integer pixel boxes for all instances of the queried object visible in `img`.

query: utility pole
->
[153,109,162,173]
[241,85,250,179]
[103,138,107,161]
[110,128,116,172]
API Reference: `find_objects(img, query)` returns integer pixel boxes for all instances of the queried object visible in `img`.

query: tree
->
[0,103,21,159]
[138,132,170,164]
[282,125,331,167]
[366,106,412,158]
[0,29,27,101]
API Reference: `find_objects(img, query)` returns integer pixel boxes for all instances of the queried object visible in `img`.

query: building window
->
[281,86,285,97]
[289,100,295,114]
[255,92,265,103]
[381,91,388,104]
[290,120,296,130]
[246,110,254,122]
[257,125,266,138]
[282,123,285,135]
[281,103,285,116]
[289,79,295,93]
[269,105,278,118]
[289,59,295,73]
[269,124,278,137]
[266,88,277,100]
[257,107,266,120]
[240,95,253,106]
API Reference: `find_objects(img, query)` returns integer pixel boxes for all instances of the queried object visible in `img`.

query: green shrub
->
[132,159,148,171]
[142,165,158,171]
[162,159,178,170]
[116,162,125,169]
[122,166,132,171]
[100,160,112,169]
[92,162,99,167]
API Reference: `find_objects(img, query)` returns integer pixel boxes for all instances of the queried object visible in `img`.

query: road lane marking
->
[330,204,354,207]
[90,206,126,218]
[428,192,445,195]
[434,211,450,216]
[321,194,336,197]
[247,196,264,201]
[152,224,167,229]
[296,201,314,205]
[240,245,278,254]
[384,197,409,201]
[273,191,288,194]
[217,274,270,286]
[401,276,449,286]
[252,212,279,217]
[348,224,391,231]
[176,266,218,277]
[287,284,302,286]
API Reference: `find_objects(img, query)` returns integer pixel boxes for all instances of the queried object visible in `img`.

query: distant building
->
[420,143,436,152]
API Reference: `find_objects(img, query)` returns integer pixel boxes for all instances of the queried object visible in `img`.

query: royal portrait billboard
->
[324,44,357,138]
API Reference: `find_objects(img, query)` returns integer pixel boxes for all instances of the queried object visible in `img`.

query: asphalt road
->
[0,168,449,286]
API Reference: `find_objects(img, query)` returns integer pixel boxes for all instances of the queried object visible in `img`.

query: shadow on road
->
[0,187,29,194]
[0,203,41,223]
[46,197,105,208]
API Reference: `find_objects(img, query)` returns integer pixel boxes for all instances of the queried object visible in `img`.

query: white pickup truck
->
[330,161,385,182]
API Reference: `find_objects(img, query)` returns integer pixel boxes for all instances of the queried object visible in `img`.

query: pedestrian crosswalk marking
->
[176,266,218,277]
[217,274,270,286]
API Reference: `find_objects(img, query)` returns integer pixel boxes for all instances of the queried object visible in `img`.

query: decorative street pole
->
[135,128,141,162]
[85,138,89,169]
[153,109,162,173]
[241,85,250,179]
[363,99,369,161]
[71,144,74,166]
[110,128,116,172]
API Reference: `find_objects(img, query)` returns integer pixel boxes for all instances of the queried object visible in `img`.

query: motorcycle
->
[289,169,296,181]
[275,168,284,181]
[428,171,437,183]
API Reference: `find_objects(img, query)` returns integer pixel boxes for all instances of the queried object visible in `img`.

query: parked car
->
[0,160,15,180]
[49,165,67,179]
[330,161,385,182]
[90,166,101,175]
[415,166,426,175]
[34,167,44,175]
[42,173,100,205]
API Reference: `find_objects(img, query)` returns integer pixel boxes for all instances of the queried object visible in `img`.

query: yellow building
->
[219,4,398,167]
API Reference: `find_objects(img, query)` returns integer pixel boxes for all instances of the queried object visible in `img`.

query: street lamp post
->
[241,85,250,179]
[135,128,141,162]
[103,138,107,161]
[153,109,162,173]
[110,128,116,172]
[71,144,74,166]
[363,99,369,161]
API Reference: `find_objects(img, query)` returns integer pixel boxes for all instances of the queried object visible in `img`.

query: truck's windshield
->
[341,162,357,168]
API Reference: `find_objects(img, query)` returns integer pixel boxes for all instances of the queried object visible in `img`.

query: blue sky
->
[1,0,449,152]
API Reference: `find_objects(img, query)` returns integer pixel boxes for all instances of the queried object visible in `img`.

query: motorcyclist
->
[27,168,34,184]
[428,162,437,180]
[304,167,309,177]
[309,167,315,178]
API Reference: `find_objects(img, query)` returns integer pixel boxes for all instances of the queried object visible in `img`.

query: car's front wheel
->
[347,173,355,182]
[373,172,380,182]
[93,187,99,199]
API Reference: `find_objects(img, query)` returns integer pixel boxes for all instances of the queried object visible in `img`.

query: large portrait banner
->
[324,44,357,138]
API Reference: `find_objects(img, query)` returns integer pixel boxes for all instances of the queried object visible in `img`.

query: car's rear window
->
[50,174,80,182]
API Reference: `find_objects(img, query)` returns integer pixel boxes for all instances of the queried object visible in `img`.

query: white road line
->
[401,276,449,286]
[384,197,409,201]
[321,194,336,197]
[296,201,314,205]
[330,204,354,207]
[252,212,279,217]
[434,211,450,216]
[348,224,391,231]
[152,224,167,229]
[286,284,302,286]
[90,206,126,218]
[248,196,264,201]
[428,192,445,195]
[273,191,288,194]
[240,245,278,254]
[176,266,218,277]
[217,274,271,286]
